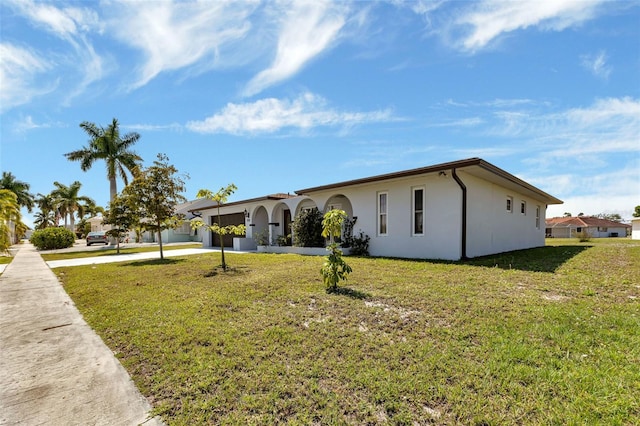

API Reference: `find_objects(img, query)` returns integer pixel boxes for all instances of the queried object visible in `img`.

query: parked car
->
[86,231,109,246]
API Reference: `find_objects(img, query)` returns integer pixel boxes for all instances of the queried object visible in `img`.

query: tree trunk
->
[157,223,164,260]
[109,176,117,203]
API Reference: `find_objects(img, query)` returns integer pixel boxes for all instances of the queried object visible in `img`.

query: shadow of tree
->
[203,265,250,277]
[463,245,592,273]
[330,286,371,299]
[124,258,185,267]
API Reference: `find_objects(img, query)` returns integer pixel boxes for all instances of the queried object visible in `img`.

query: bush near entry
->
[30,227,75,250]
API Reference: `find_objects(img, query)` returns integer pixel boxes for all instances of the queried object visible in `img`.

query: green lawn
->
[41,243,203,261]
[55,239,640,425]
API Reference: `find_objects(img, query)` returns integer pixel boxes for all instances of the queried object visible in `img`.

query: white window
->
[506,196,513,213]
[412,187,424,235]
[520,201,526,215]
[378,192,388,235]
[174,222,191,235]
[535,206,540,229]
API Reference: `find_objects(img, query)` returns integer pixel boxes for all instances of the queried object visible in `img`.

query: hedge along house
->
[192,158,563,261]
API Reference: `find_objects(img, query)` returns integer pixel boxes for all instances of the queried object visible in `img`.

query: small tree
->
[320,209,352,293]
[102,195,136,254]
[190,184,246,272]
[122,154,187,259]
[634,205,640,218]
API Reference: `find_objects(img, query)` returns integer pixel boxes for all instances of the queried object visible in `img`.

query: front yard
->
[55,239,640,425]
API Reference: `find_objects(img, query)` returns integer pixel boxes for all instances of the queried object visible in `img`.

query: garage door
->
[211,213,246,248]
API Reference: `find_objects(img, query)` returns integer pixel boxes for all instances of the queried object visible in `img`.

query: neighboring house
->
[631,218,640,240]
[545,216,631,238]
[193,158,562,261]
[140,198,207,244]
[86,198,207,244]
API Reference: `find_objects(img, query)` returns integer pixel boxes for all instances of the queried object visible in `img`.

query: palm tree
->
[50,181,95,232]
[33,211,55,230]
[0,189,24,250]
[35,193,60,226]
[0,172,35,212]
[65,118,142,202]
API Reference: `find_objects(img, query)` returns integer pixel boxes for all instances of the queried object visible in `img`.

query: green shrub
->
[30,227,76,250]
[292,208,324,247]
[349,231,370,256]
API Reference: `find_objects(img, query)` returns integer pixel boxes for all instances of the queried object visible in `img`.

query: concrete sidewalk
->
[0,243,163,425]
[46,246,225,269]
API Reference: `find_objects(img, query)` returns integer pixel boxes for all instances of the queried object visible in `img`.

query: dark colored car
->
[86,231,109,246]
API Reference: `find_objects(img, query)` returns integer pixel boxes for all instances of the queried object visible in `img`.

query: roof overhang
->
[296,157,563,205]
[188,193,295,213]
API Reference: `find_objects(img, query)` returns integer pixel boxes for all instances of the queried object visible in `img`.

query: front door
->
[283,209,292,245]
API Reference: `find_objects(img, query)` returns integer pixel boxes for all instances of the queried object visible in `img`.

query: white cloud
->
[107,1,257,90]
[581,50,612,80]
[242,0,348,96]
[186,92,394,135]
[448,0,604,52]
[0,43,56,113]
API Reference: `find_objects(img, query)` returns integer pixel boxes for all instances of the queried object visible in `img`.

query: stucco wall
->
[462,171,546,258]
[305,173,462,260]
[632,219,640,240]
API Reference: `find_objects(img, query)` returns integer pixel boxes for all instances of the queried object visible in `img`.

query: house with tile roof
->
[192,158,563,260]
[545,216,631,238]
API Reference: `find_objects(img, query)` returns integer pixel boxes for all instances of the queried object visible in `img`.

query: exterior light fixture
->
[244,209,250,219]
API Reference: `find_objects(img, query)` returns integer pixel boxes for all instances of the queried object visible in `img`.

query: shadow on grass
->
[329,286,371,299]
[203,265,250,277]
[124,258,186,267]
[462,245,592,272]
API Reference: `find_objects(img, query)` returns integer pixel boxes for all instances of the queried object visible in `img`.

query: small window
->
[506,196,513,213]
[576,227,582,233]
[535,206,541,229]
[598,227,608,232]
[520,201,526,215]
[378,192,388,235]
[413,187,424,235]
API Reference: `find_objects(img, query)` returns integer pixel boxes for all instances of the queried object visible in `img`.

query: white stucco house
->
[632,218,640,240]
[192,158,562,261]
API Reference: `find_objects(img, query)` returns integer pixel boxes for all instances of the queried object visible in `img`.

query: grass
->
[55,239,640,425]
[0,256,11,264]
[41,243,202,261]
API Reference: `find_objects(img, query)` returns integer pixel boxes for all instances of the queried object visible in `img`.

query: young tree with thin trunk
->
[320,209,352,293]
[122,154,187,260]
[190,184,246,272]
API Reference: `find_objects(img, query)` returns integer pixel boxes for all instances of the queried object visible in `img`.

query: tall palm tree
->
[0,172,35,212]
[65,118,142,202]
[50,181,95,231]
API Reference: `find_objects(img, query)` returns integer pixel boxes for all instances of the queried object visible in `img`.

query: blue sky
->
[1,0,639,228]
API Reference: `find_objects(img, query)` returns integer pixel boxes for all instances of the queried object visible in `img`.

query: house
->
[86,198,206,244]
[193,158,562,261]
[630,218,640,240]
[545,216,631,239]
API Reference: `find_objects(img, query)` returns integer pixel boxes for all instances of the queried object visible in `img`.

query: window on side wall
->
[535,206,540,229]
[506,196,513,213]
[413,187,424,235]
[378,192,388,236]
[520,200,526,215]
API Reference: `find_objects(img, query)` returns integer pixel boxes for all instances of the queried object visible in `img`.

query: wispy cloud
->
[5,0,105,104]
[242,1,348,96]
[12,115,66,134]
[446,0,604,53]
[581,50,612,80]
[106,1,257,90]
[186,92,394,135]
[0,43,56,113]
